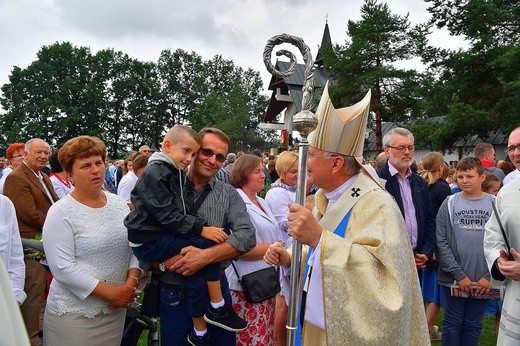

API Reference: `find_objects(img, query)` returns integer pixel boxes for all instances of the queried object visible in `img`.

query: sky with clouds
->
[0,0,467,113]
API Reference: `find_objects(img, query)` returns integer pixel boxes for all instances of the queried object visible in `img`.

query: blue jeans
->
[134,235,220,318]
[441,286,489,346]
[160,275,236,346]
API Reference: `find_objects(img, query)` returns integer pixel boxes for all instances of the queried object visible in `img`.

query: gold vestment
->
[301,171,429,345]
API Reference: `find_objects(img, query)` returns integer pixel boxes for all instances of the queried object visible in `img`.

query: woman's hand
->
[91,281,137,309]
[201,226,228,244]
[108,284,137,309]
[264,241,290,266]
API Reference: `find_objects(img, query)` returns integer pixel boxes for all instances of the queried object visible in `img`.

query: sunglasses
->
[199,148,226,163]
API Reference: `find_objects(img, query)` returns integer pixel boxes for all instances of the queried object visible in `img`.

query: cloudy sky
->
[0,0,466,112]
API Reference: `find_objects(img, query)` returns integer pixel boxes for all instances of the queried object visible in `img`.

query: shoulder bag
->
[231,262,280,303]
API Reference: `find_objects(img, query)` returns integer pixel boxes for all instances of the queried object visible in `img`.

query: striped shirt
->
[159,177,256,285]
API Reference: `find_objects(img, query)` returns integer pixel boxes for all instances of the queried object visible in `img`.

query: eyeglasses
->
[505,145,520,154]
[387,145,415,153]
[199,148,226,163]
[11,154,23,159]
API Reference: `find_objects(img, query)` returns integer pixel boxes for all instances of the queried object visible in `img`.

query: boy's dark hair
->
[456,156,484,175]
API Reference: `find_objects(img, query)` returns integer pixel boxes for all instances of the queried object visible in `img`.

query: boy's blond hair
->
[163,125,200,147]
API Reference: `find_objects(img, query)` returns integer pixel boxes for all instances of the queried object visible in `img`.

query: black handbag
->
[232,263,281,303]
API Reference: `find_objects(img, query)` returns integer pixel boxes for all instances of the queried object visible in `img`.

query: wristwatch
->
[159,262,167,272]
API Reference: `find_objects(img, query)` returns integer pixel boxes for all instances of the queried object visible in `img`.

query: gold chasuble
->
[301,171,429,345]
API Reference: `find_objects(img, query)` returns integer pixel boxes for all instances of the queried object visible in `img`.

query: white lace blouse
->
[43,191,139,318]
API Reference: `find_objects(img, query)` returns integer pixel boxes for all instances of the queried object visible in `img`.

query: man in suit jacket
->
[4,138,58,346]
[376,127,436,269]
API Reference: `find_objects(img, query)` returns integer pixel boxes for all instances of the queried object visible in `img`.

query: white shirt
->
[503,169,520,185]
[117,171,138,203]
[49,175,74,199]
[0,167,13,194]
[265,183,296,243]
[43,192,139,317]
[225,188,279,292]
[0,195,26,303]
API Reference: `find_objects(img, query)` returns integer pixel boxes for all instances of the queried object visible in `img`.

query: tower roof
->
[315,21,332,67]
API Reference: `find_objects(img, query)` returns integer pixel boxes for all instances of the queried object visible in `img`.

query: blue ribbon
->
[295,209,352,345]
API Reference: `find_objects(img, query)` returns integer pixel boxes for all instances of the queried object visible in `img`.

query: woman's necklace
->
[50,173,72,189]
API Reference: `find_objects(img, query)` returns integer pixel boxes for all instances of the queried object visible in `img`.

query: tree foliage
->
[415,0,520,150]
[425,0,520,48]
[0,43,269,157]
[323,0,427,151]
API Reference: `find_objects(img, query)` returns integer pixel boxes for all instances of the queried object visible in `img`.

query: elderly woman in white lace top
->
[42,136,140,346]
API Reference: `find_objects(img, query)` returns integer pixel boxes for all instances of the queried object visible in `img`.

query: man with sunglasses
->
[376,127,436,270]
[152,127,256,345]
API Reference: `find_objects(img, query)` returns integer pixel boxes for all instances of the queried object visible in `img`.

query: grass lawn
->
[136,306,500,345]
[431,308,498,346]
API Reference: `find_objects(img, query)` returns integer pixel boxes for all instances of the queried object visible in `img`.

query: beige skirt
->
[43,305,126,346]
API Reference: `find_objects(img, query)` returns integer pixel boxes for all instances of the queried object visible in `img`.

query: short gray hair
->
[324,151,361,175]
[382,127,414,147]
[25,138,50,152]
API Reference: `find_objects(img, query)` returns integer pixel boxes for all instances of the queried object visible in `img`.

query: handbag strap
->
[231,262,242,281]
[194,184,211,211]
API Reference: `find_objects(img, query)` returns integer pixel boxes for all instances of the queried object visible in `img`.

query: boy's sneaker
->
[204,304,248,332]
[187,330,214,346]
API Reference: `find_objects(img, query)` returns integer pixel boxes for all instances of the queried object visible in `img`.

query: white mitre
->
[308,82,370,158]
[308,82,383,185]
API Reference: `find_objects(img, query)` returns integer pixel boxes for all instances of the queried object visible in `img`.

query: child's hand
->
[457,277,472,295]
[201,226,228,243]
[474,277,491,297]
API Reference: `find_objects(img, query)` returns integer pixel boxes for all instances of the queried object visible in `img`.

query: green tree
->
[1,43,272,154]
[415,0,520,150]
[156,49,206,126]
[191,58,270,151]
[323,0,428,151]
[0,42,104,147]
[425,0,520,48]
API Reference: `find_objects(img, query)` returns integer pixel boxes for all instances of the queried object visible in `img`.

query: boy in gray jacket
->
[125,125,247,345]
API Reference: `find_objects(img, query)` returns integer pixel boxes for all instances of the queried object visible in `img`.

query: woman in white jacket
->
[226,154,280,346]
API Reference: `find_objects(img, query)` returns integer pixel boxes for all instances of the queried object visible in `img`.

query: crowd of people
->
[1,85,520,346]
